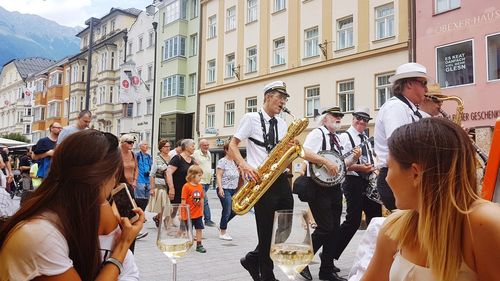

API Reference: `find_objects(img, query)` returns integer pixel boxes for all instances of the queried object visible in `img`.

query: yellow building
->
[68,8,141,133]
[30,58,71,142]
[199,0,410,157]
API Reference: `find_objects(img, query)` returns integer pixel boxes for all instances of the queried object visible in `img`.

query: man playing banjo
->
[300,107,360,281]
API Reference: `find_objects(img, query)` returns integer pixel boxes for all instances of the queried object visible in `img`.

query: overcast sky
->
[0,0,151,27]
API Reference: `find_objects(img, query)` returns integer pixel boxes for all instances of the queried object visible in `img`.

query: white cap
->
[389,62,433,84]
[263,81,289,97]
[352,106,372,120]
[120,134,136,143]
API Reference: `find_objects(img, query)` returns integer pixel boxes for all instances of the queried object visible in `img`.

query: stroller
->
[9,170,25,199]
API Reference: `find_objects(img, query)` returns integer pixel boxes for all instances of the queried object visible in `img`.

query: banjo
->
[309,137,374,187]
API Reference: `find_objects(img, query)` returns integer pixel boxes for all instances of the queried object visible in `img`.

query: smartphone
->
[111,183,139,223]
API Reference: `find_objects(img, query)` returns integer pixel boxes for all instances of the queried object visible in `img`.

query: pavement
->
[134,189,365,281]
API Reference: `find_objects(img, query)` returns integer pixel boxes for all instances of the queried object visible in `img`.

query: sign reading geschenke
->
[436,40,474,88]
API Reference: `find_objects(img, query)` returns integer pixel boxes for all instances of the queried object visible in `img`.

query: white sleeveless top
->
[390,251,477,281]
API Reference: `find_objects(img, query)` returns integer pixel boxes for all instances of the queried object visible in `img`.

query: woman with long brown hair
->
[0,130,144,280]
[361,118,500,281]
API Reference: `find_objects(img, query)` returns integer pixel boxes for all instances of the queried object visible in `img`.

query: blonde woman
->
[147,139,172,227]
[361,118,500,281]
[119,134,138,188]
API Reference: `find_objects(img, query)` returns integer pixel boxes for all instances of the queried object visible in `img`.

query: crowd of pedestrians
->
[0,109,236,279]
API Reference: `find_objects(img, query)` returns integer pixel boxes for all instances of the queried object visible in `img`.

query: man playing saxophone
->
[419,83,444,118]
[228,81,340,281]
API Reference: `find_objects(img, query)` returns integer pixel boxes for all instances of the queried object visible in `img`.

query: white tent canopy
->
[0,138,28,147]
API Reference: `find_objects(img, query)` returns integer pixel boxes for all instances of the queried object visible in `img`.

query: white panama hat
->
[388,62,434,84]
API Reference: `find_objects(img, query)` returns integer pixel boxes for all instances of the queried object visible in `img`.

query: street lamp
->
[146,4,159,154]
[84,17,100,110]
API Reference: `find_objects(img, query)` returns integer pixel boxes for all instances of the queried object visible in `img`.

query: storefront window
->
[436,40,474,88]
[487,33,500,81]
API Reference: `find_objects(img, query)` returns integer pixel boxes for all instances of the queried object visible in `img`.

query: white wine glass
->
[156,203,194,281]
[270,209,314,280]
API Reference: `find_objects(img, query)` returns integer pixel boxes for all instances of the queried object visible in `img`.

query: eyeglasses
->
[273,93,288,102]
[125,141,134,145]
[355,116,370,123]
[411,79,428,88]
[51,126,63,129]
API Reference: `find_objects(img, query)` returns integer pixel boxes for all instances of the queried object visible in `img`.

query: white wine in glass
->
[157,203,193,281]
[270,210,314,280]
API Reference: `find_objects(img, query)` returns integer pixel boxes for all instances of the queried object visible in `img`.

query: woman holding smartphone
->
[0,130,145,280]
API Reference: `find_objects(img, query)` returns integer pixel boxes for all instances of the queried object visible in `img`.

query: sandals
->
[153,216,160,227]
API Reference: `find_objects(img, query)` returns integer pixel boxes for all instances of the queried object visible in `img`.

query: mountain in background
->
[0,6,81,71]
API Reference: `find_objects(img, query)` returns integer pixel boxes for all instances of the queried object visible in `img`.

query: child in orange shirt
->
[181,165,206,253]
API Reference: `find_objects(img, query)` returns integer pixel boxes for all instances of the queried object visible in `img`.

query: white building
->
[118,10,156,144]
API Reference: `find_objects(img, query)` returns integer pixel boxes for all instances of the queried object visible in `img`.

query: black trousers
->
[245,174,294,281]
[307,182,343,274]
[377,168,396,211]
[333,175,382,259]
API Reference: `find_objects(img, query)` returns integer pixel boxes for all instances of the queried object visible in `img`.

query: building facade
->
[30,58,71,142]
[199,0,410,159]
[153,0,200,150]
[118,10,156,144]
[415,0,500,151]
[68,8,141,135]
[0,58,55,141]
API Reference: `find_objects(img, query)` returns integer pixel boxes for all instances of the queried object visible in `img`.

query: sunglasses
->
[411,79,428,88]
[125,141,134,145]
[355,116,370,123]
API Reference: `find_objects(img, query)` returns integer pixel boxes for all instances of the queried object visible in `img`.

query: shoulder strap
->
[318,127,327,151]
[395,95,420,121]
[344,131,359,164]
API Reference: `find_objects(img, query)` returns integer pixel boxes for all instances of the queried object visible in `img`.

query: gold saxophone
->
[426,94,489,164]
[232,108,309,215]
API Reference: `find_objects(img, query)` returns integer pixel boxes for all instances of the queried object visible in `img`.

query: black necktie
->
[268,117,277,149]
[415,109,423,119]
[329,133,340,153]
[359,134,373,164]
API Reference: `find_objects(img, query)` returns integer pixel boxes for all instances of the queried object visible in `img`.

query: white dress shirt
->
[338,126,373,176]
[374,96,420,168]
[234,108,287,169]
[303,126,340,177]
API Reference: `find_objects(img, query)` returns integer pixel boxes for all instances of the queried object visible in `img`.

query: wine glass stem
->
[172,260,177,281]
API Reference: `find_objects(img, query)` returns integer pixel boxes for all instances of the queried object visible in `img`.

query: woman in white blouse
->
[216,142,240,241]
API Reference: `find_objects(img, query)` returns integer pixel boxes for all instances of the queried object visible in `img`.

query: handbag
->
[292,176,316,202]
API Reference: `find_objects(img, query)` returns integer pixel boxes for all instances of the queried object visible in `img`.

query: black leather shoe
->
[240,257,260,281]
[319,252,340,273]
[332,262,340,273]
[318,272,347,281]
[299,266,312,280]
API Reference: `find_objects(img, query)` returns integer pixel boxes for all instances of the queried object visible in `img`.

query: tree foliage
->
[1,133,30,143]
